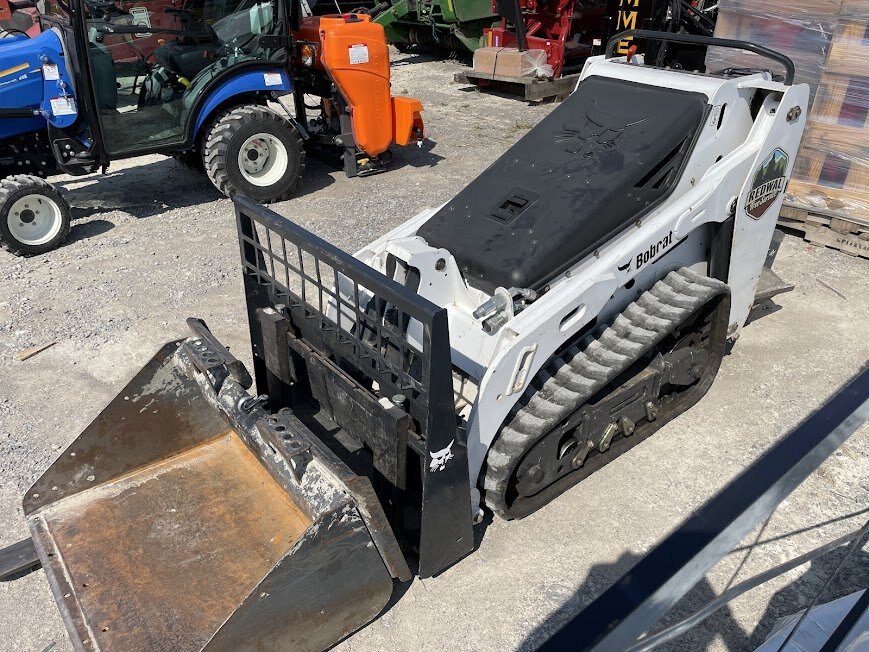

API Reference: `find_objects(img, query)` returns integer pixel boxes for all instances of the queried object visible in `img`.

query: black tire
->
[202,105,305,203]
[172,148,205,172]
[0,175,71,256]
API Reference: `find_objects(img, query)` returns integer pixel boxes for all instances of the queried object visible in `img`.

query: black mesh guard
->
[233,196,474,578]
[236,201,440,425]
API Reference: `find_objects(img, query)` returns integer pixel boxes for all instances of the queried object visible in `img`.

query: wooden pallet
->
[707,2,839,102]
[453,70,581,101]
[712,0,868,225]
[787,17,869,222]
[779,204,869,259]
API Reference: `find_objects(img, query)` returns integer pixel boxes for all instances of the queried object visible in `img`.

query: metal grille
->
[234,196,451,431]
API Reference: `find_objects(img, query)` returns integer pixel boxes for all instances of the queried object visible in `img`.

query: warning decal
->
[349,44,369,65]
[42,64,60,81]
[129,7,151,38]
[50,97,76,117]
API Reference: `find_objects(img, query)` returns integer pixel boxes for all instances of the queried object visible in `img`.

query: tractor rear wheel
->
[203,105,304,203]
[0,175,71,256]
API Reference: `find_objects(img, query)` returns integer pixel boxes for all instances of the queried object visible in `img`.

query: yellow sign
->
[615,0,641,55]
[0,63,29,78]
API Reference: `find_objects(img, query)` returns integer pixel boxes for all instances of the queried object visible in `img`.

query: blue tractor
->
[0,0,425,254]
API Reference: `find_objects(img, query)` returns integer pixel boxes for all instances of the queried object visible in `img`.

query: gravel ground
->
[0,51,867,652]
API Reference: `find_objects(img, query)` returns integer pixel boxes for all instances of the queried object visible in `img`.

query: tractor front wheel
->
[0,175,71,256]
[203,105,305,203]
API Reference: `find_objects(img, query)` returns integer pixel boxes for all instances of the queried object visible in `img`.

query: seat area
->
[152,24,221,80]
[417,76,709,294]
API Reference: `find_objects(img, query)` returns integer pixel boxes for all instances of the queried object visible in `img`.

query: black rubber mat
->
[418,76,708,294]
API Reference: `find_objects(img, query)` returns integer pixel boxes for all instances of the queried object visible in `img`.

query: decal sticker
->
[429,439,455,472]
[746,148,788,220]
[129,7,151,37]
[635,230,674,270]
[348,43,369,65]
[708,104,723,127]
[0,63,28,78]
[50,97,76,117]
[263,72,283,86]
[42,64,60,80]
[0,72,28,88]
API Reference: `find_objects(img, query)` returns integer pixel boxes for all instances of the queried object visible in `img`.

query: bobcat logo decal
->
[553,100,650,160]
[429,439,455,472]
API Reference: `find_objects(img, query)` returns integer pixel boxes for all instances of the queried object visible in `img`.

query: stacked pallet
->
[707,0,869,258]
[705,0,839,104]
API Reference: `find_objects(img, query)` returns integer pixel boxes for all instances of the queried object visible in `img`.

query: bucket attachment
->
[24,320,410,652]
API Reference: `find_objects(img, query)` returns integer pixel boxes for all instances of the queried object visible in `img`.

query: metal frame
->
[537,367,869,651]
[604,29,797,84]
[234,195,474,578]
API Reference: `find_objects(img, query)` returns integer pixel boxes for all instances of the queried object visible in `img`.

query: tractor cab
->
[48,0,290,155]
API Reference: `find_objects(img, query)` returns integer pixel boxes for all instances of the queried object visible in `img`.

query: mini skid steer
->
[3,30,806,651]
[0,0,424,255]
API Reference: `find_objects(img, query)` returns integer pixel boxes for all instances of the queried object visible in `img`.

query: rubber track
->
[203,104,304,202]
[482,267,728,516]
[0,175,70,255]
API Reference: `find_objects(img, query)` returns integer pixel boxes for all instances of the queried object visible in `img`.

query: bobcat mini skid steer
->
[3,30,806,651]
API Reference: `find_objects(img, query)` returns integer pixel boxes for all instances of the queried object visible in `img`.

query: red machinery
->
[482,0,606,78]
[91,0,183,66]
[0,0,42,37]
[479,0,716,81]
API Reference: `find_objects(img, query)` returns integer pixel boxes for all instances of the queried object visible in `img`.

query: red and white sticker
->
[348,43,369,65]
[42,64,60,81]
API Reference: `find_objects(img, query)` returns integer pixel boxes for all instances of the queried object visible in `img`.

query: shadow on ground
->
[54,138,442,226]
[455,81,561,106]
[58,157,218,220]
[516,551,751,650]
[67,219,115,245]
[515,527,869,650]
[391,139,445,170]
[57,155,339,221]
[309,139,445,174]
[391,49,471,68]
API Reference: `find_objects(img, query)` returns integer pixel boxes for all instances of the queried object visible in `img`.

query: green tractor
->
[370,0,497,53]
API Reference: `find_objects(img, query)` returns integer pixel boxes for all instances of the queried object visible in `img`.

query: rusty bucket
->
[24,337,408,651]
